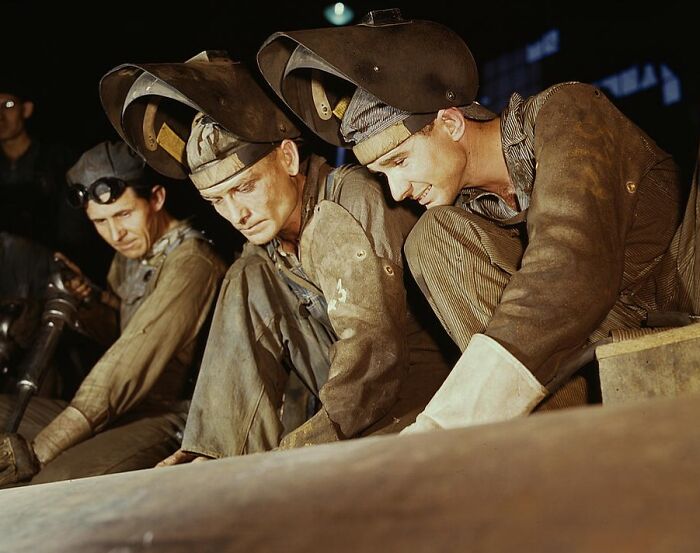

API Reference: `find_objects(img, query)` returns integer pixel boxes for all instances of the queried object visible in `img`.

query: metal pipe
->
[3,269,80,433]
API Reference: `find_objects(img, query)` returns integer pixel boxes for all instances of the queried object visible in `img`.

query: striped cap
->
[339,83,496,166]
[186,113,276,194]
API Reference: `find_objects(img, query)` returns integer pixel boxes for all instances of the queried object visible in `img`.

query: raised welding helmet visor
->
[257,9,494,150]
[99,51,301,180]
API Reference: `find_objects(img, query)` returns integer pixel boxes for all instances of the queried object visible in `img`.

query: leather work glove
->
[0,433,40,486]
[278,408,342,450]
[401,333,547,434]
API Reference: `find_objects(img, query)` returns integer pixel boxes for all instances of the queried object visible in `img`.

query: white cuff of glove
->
[401,333,547,434]
[32,405,93,466]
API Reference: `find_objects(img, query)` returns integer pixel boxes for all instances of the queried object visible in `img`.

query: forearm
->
[320,330,406,437]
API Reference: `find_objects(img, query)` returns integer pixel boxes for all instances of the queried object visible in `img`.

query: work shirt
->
[182,155,451,456]
[32,221,226,462]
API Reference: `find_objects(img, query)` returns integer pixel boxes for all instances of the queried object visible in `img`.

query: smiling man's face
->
[366,120,466,209]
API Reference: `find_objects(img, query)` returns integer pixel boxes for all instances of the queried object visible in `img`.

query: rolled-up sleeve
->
[69,241,223,431]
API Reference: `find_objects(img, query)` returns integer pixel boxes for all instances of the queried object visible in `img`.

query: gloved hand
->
[400,334,548,435]
[278,408,342,450]
[0,433,40,486]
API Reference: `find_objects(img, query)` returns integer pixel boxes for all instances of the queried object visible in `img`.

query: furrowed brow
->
[235,176,257,189]
[377,152,405,168]
[201,176,256,201]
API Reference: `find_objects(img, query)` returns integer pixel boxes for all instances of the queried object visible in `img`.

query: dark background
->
[3,1,699,196]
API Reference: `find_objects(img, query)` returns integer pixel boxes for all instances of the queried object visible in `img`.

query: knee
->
[405,207,484,270]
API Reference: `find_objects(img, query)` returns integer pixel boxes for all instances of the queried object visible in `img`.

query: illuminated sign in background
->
[479,28,682,110]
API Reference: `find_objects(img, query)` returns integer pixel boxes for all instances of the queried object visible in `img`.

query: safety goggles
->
[67,177,129,209]
[1,99,18,111]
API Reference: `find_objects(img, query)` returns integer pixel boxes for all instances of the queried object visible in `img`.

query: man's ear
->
[21,100,34,120]
[279,139,300,176]
[149,185,166,211]
[437,107,466,141]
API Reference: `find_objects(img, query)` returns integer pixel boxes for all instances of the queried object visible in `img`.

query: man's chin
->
[240,224,275,245]
[116,243,146,259]
[424,194,455,209]
[120,251,145,259]
[246,234,274,246]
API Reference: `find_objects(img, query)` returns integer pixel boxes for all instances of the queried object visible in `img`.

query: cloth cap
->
[186,112,276,195]
[339,87,422,165]
[66,140,145,186]
[339,87,411,146]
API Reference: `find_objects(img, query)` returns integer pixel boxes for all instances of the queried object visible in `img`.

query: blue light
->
[335,146,347,167]
[594,63,681,106]
[660,64,682,105]
[324,3,354,26]
[525,29,560,63]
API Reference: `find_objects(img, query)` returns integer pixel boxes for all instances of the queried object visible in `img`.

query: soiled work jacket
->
[270,155,425,438]
[460,82,682,386]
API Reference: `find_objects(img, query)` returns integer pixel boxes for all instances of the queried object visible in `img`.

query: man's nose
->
[221,195,249,227]
[387,177,412,202]
[107,220,126,242]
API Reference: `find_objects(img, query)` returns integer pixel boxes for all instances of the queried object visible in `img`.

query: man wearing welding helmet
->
[256,9,688,431]
[97,51,455,462]
[0,140,225,486]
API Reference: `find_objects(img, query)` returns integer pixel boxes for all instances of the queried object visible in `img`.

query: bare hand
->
[155,448,211,467]
[53,252,92,300]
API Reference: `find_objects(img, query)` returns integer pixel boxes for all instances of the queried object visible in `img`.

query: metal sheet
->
[1,394,699,552]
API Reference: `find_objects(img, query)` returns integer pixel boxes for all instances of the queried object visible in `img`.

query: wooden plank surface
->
[598,324,700,403]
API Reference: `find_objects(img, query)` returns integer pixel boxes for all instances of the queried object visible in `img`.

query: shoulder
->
[530,82,615,121]
[532,81,597,102]
[308,165,419,265]
[329,163,401,226]
[163,236,227,278]
[333,164,386,202]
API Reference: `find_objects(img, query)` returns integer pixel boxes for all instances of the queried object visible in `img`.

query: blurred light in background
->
[335,146,347,167]
[324,3,354,26]
[595,63,681,106]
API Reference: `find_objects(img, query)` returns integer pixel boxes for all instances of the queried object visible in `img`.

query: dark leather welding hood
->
[99,51,300,181]
[257,9,495,162]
